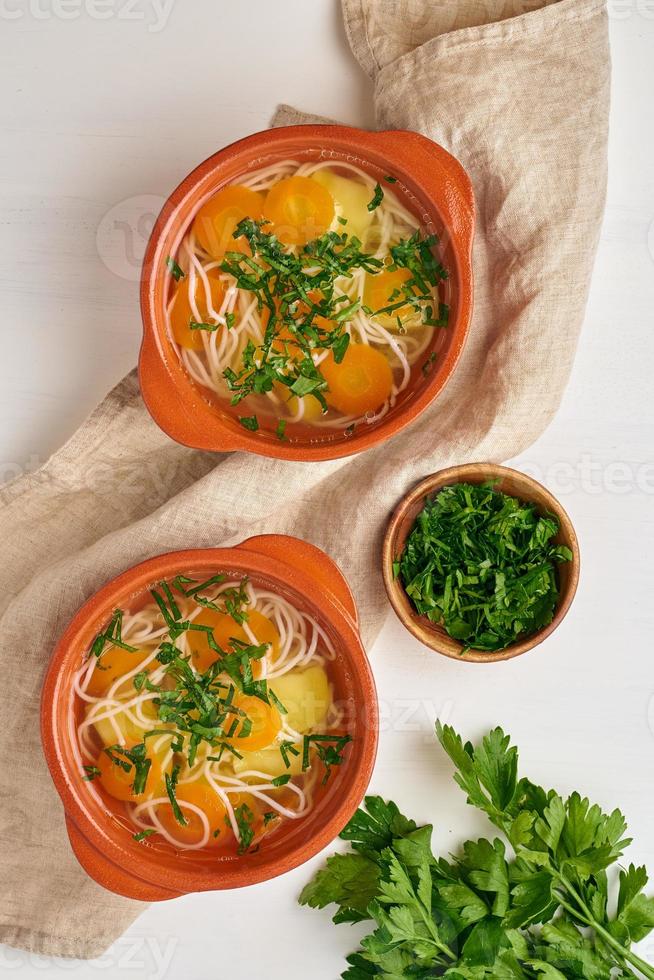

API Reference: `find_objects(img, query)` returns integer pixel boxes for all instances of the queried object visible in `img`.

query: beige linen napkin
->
[0,0,609,959]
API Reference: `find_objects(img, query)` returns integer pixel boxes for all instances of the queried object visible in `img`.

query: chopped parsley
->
[280,740,300,769]
[235,802,256,854]
[217,218,445,415]
[302,733,353,785]
[133,828,157,843]
[367,182,384,211]
[421,351,437,376]
[165,765,187,827]
[165,255,185,281]
[89,609,137,659]
[104,743,151,796]
[398,482,573,651]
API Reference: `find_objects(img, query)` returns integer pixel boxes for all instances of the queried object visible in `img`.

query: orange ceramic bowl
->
[139,124,475,461]
[41,535,378,901]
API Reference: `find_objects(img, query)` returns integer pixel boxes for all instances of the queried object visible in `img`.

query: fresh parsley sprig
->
[300,724,654,980]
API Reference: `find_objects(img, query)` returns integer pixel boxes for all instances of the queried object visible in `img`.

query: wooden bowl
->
[41,535,378,900]
[382,464,580,663]
[139,124,475,461]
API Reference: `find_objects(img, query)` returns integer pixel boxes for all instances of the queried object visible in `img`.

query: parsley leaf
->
[299,853,380,923]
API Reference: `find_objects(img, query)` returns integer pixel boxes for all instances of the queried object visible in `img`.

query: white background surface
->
[1,2,653,978]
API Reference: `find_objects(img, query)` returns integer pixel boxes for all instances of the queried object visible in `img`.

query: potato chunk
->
[270,664,331,734]
[312,171,374,243]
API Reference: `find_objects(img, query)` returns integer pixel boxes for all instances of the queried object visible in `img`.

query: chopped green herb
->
[367,182,384,212]
[268,688,287,716]
[166,255,185,281]
[271,774,292,787]
[421,351,437,376]
[82,765,101,782]
[331,332,350,364]
[238,414,259,432]
[89,609,137,659]
[302,734,352,784]
[104,744,151,796]
[383,174,398,183]
[165,765,187,827]
[133,670,148,692]
[280,740,301,769]
[237,717,253,740]
[133,828,157,843]
[398,481,573,652]
[235,802,256,854]
[275,419,287,441]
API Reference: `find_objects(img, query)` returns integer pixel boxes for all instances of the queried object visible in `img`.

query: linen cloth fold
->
[0,0,609,959]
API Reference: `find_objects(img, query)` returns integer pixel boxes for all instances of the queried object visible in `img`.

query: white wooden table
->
[1,2,653,977]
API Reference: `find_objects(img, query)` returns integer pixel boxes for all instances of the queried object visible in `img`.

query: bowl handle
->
[138,332,250,453]
[65,816,183,902]
[370,129,475,257]
[236,534,359,627]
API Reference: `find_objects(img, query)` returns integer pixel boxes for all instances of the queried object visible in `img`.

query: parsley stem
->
[556,875,654,980]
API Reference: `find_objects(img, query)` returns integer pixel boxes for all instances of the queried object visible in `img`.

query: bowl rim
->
[382,463,581,663]
[40,536,378,897]
[139,123,475,461]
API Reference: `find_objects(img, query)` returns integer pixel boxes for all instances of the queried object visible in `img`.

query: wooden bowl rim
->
[382,463,581,663]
